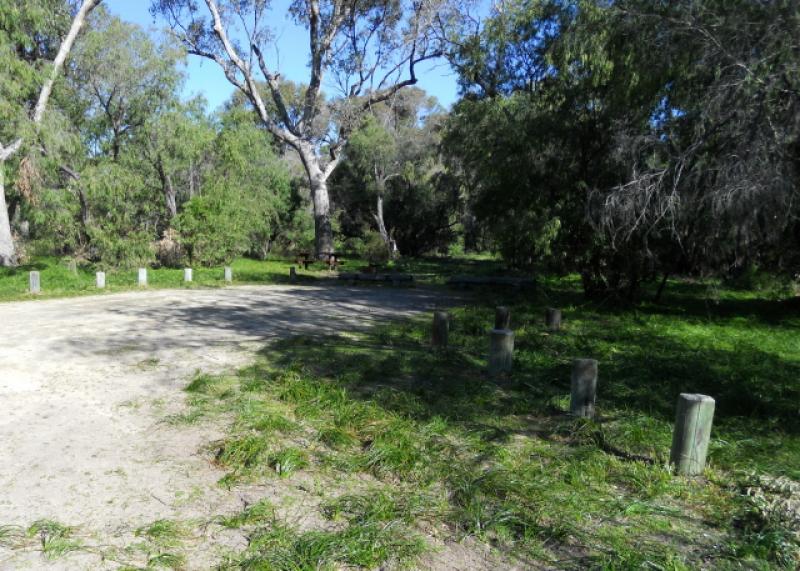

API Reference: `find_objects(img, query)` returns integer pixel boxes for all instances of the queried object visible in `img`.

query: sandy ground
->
[0,284,458,569]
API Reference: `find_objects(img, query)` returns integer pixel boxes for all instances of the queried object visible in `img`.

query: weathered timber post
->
[670,393,715,476]
[96,271,105,289]
[570,359,598,418]
[29,271,40,294]
[488,329,514,375]
[184,268,193,282]
[495,306,511,330]
[138,268,147,287]
[67,260,77,274]
[545,308,562,331]
[224,266,233,283]
[289,266,297,283]
[432,311,449,348]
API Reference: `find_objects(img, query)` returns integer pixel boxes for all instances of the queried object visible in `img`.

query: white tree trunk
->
[309,171,334,257]
[374,193,394,258]
[0,0,102,266]
[0,162,17,266]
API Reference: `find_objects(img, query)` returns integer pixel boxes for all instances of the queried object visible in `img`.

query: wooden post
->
[96,271,105,289]
[138,268,147,287]
[224,266,233,283]
[495,306,511,330]
[570,359,598,418]
[545,308,562,331]
[432,311,449,348]
[67,260,77,274]
[488,329,514,375]
[184,268,193,282]
[290,266,297,283]
[29,271,40,294]
[670,393,715,476]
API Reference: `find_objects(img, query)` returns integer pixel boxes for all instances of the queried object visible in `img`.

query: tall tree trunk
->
[0,0,103,266]
[298,147,336,257]
[0,161,17,266]
[307,166,334,257]
[157,158,177,220]
[373,193,394,258]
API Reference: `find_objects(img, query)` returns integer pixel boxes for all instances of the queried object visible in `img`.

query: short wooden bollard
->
[96,271,106,289]
[488,329,514,374]
[570,359,598,418]
[138,268,147,287]
[29,271,40,294]
[184,268,193,282]
[289,266,297,282]
[432,311,449,348]
[224,266,233,282]
[495,306,511,330]
[670,393,715,476]
[67,260,77,274]
[545,308,562,331]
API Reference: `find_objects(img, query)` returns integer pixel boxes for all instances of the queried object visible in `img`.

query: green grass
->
[26,519,82,560]
[0,253,519,302]
[0,255,355,303]
[182,272,800,569]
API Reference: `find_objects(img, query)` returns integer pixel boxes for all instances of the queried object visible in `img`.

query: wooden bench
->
[295,251,313,270]
[295,252,344,271]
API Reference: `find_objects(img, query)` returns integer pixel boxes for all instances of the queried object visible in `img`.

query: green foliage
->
[0,0,71,143]
[445,0,800,295]
[332,89,458,257]
[175,115,291,265]
[360,230,389,265]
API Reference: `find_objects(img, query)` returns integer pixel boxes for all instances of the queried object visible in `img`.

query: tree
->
[69,10,184,162]
[176,107,292,264]
[444,0,800,298]
[343,116,399,256]
[0,0,102,266]
[152,0,449,257]
[335,87,451,256]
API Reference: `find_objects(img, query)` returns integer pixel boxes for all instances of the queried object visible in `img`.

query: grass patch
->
[186,273,800,569]
[26,519,82,560]
[0,255,358,303]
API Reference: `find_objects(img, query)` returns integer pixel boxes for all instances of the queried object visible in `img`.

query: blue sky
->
[105,0,463,112]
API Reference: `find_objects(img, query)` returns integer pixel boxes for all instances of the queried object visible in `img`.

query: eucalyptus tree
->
[338,87,444,256]
[139,100,215,225]
[0,0,102,266]
[69,10,185,162]
[152,0,452,256]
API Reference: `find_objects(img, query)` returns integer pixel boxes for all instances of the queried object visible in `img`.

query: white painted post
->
[29,271,41,294]
[138,268,147,287]
[670,394,715,476]
[570,359,598,418]
[224,266,233,283]
[488,329,514,375]
[184,268,193,282]
[96,271,106,289]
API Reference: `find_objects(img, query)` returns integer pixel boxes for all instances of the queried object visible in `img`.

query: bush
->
[361,231,389,266]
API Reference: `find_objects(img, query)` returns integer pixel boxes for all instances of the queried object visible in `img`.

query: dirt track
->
[0,284,452,569]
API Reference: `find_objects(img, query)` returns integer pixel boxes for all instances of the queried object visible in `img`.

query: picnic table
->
[294,251,344,271]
